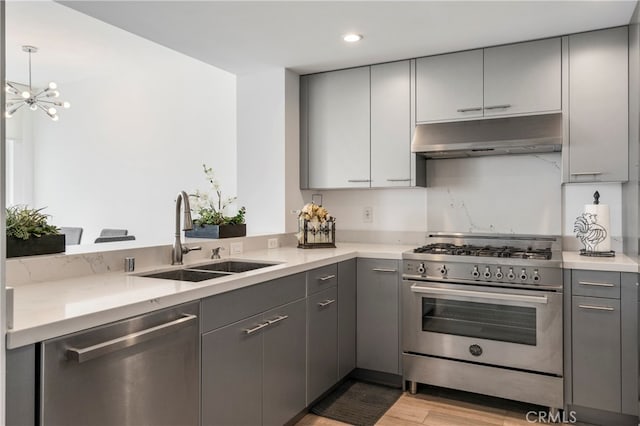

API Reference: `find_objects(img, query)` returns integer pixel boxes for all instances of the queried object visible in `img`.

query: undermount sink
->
[139,260,278,282]
[189,261,277,273]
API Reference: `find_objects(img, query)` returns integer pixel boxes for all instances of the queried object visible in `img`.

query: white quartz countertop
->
[7,243,412,349]
[562,251,639,273]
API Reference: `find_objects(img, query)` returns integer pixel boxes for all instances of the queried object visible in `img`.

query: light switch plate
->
[230,242,243,255]
[267,238,279,249]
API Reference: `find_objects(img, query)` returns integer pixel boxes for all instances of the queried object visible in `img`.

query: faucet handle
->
[211,246,224,259]
[183,245,202,254]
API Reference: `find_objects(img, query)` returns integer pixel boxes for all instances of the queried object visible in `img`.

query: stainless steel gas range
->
[402,233,564,411]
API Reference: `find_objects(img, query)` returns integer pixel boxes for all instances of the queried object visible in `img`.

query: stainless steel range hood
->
[411,113,563,159]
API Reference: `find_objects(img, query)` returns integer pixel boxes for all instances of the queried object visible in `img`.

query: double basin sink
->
[141,261,278,282]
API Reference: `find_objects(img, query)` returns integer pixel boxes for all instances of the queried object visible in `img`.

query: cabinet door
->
[415,49,483,122]
[307,286,338,403]
[201,315,263,426]
[572,295,621,412]
[356,259,400,374]
[568,27,628,182]
[371,60,412,187]
[338,259,357,379]
[263,299,307,426]
[484,38,561,117]
[306,67,371,188]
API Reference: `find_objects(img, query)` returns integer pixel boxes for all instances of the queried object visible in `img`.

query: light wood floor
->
[296,385,574,426]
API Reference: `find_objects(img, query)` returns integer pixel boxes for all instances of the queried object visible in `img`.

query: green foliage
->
[6,205,60,240]
[191,164,246,226]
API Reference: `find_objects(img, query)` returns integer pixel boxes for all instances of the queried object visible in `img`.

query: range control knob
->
[439,265,447,276]
[495,267,504,280]
[417,263,426,274]
[469,344,483,357]
[471,266,480,279]
[532,269,541,283]
[507,268,516,280]
[520,269,528,281]
[483,267,491,279]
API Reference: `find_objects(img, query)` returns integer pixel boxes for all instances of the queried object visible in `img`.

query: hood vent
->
[411,113,563,159]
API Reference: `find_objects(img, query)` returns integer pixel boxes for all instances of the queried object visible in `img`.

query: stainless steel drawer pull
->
[243,322,270,335]
[66,313,197,363]
[578,304,615,311]
[456,107,483,112]
[318,274,336,281]
[317,299,336,308]
[410,284,548,304]
[386,178,411,182]
[372,268,398,273]
[267,315,289,325]
[347,179,371,183]
[571,172,602,176]
[578,281,615,287]
[484,104,512,110]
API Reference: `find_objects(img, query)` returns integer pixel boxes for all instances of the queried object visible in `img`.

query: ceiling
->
[57,0,639,76]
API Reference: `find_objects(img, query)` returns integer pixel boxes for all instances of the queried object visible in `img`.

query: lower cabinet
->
[201,298,307,426]
[338,259,357,379]
[307,286,339,404]
[356,258,401,374]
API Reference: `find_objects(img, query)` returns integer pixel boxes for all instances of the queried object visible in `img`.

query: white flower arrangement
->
[297,202,335,246]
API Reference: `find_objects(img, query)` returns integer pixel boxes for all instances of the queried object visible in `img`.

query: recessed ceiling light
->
[343,34,363,43]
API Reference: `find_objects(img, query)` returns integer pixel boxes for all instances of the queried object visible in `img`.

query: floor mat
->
[310,379,402,425]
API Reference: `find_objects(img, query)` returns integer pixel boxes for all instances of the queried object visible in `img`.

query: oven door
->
[402,280,562,375]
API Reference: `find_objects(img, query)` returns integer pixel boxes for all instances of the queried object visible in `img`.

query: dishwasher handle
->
[66,313,197,363]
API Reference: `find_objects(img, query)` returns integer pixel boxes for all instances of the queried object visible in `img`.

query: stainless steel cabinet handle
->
[571,172,602,176]
[456,107,483,112]
[347,179,371,183]
[578,281,614,287]
[66,313,197,363]
[318,274,336,281]
[386,178,411,182]
[372,268,398,273]
[266,315,289,325]
[243,322,270,335]
[484,104,512,110]
[578,304,615,311]
[410,284,548,304]
[317,299,336,308]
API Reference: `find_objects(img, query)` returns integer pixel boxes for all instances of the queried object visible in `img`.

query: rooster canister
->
[573,191,612,253]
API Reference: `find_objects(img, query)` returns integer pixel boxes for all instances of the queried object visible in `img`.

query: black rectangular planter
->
[7,234,66,258]
[185,224,246,239]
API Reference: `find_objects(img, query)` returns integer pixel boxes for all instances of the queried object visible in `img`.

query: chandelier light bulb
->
[48,107,57,115]
[29,104,38,111]
[63,101,71,109]
[52,90,60,98]
[51,115,59,122]
[48,82,57,90]
[4,111,12,119]
[21,91,30,99]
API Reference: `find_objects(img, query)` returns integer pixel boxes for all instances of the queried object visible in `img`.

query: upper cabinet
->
[415,38,561,123]
[565,27,628,183]
[303,67,371,189]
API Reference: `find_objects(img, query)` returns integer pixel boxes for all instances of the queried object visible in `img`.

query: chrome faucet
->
[172,191,201,265]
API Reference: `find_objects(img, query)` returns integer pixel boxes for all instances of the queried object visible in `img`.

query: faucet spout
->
[172,191,194,265]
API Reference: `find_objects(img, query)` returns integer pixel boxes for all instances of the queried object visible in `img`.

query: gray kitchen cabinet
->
[307,286,339,404]
[6,345,36,426]
[356,258,400,374]
[566,26,628,183]
[415,49,484,122]
[338,259,357,379]
[303,67,371,189]
[371,60,413,187]
[483,38,561,117]
[568,270,638,421]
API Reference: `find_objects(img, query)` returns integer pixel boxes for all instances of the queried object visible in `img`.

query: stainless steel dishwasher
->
[40,302,199,426]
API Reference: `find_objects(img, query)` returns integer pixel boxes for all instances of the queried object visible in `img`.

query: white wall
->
[25,16,236,245]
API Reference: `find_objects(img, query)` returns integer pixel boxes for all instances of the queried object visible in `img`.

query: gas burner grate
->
[414,244,552,260]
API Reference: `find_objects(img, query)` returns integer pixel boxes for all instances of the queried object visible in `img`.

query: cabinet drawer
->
[572,270,620,299]
[201,273,305,333]
[307,264,338,295]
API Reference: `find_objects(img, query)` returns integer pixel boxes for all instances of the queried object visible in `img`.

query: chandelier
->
[4,45,70,121]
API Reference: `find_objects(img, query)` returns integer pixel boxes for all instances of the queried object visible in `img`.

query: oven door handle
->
[410,284,548,304]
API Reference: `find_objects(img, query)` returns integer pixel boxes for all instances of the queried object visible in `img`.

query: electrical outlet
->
[267,238,279,249]
[363,206,373,223]
[230,242,243,255]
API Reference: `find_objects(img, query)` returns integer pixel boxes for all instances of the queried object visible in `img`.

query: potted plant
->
[186,164,247,239]
[6,205,65,258]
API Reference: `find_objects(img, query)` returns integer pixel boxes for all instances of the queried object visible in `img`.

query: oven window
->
[421,297,536,346]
